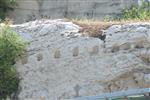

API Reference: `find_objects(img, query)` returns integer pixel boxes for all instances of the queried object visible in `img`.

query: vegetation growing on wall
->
[0,0,16,20]
[0,25,26,99]
[118,0,150,20]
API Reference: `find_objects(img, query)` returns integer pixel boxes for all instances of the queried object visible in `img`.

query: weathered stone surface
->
[7,0,137,23]
[14,20,150,100]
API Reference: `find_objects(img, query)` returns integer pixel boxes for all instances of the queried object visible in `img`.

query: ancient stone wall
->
[8,0,137,23]
[13,20,150,100]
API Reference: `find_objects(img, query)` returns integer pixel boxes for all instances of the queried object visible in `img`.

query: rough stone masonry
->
[13,19,150,100]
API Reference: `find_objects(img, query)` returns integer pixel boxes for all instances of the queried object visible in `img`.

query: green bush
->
[0,0,16,20]
[117,0,150,20]
[0,26,26,99]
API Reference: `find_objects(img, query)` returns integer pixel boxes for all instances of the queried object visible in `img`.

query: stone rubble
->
[13,20,150,100]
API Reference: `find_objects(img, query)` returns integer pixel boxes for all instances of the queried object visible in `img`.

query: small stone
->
[21,55,28,64]
[72,46,79,57]
[90,46,99,55]
[37,53,43,61]
[54,49,61,58]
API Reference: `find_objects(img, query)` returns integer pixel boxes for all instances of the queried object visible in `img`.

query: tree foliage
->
[0,0,16,20]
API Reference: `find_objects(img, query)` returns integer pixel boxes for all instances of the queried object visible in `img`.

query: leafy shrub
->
[118,0,150,20]
[0,25,26,99]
